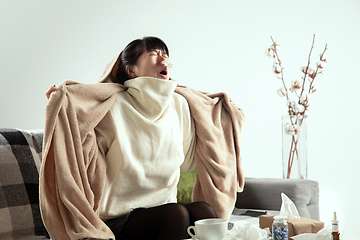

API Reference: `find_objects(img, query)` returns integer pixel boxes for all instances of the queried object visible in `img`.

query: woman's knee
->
[184,201,218,220]
[164,203,190,224]
[197,201,218,218]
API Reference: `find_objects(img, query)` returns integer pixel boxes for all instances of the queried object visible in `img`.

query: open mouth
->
[159,70,168,78]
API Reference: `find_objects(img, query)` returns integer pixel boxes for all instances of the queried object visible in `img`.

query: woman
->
[42,36,245,240]
[95,37,219,240]
[45,37,218,240]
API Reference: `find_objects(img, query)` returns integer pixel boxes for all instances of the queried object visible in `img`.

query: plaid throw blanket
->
[0,128,49,240]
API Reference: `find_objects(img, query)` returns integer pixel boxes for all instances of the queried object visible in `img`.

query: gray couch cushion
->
[236,178,320,220]
[0,129,49,239]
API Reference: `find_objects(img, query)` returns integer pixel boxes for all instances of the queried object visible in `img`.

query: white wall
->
[1,0,359,237]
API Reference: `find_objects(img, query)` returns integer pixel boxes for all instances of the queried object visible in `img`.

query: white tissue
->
[161,60,173,68]
[227,220,269,240]
[279,193,301,220]
[242,223,269,240]
[279,193,332,240]
[291,225,332,240]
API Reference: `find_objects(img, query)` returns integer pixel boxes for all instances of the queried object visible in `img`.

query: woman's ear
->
[126,65,136,78]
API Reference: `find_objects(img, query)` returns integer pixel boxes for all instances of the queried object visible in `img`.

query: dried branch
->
[266,35,329,178]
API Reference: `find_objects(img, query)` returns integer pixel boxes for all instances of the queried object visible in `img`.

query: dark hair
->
[114,36,169,84]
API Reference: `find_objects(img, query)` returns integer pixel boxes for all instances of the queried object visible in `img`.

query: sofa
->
[0,128,320,240]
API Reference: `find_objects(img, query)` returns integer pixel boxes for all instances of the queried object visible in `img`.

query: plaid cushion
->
[0,128,49,240]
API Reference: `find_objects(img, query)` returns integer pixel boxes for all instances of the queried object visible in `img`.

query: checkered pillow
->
[0,128,49,240]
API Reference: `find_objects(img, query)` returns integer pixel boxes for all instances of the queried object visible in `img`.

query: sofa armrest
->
[235,178,320,220]
[0,128,48,239]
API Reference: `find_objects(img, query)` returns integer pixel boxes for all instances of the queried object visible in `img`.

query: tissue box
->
[259,215,324,237]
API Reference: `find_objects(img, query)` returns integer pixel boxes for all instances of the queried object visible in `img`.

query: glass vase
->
[282,115,308,179]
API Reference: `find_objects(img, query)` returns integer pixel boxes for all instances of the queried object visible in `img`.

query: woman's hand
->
[46,85,58,99]
[229,98,237,107]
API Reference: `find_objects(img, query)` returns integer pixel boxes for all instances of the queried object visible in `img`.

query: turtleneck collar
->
[124,77,178,121]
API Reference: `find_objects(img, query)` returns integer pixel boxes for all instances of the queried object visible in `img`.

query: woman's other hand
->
[46,85,58,99]
[229,98,238,107]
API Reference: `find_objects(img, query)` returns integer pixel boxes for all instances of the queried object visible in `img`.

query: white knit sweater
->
[95,77,196,220]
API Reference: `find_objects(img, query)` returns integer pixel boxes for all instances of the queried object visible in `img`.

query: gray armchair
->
[235,177,320,220]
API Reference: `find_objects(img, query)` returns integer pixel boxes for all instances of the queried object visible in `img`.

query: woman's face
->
[126,49,170,80]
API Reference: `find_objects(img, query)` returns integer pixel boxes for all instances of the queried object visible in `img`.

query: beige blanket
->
[40,56,245,240]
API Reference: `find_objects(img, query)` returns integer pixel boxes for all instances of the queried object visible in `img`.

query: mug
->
[187,218,227,240]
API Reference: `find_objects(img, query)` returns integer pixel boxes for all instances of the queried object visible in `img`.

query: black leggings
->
[106,202,217,240]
